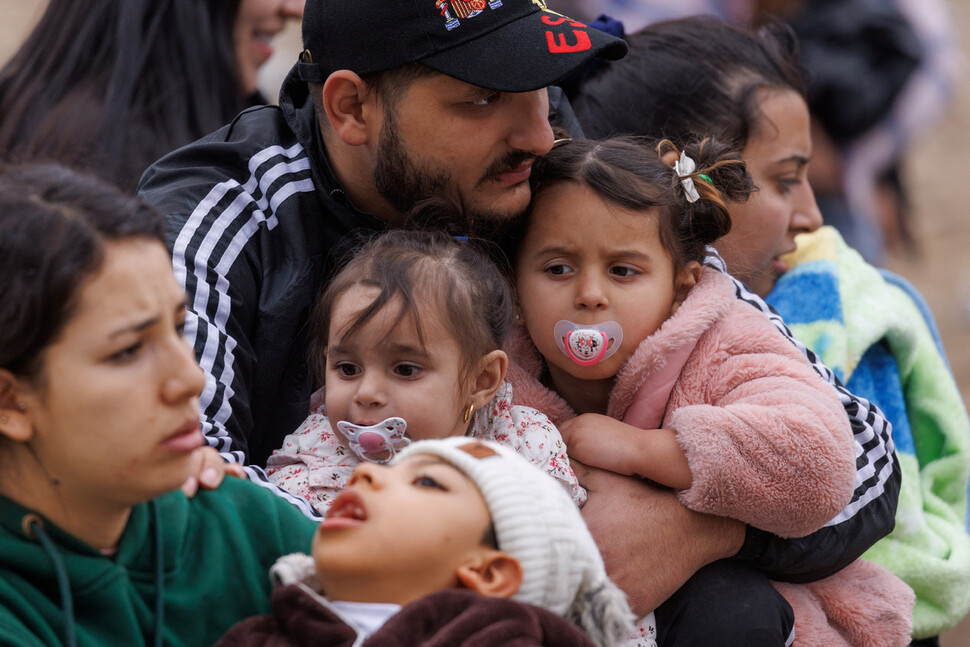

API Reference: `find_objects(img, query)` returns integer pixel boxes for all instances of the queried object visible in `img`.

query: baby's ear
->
[456,550,522,599]
[469,350,508,410]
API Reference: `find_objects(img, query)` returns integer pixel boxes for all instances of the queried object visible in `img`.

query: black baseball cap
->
[296,0,628,92]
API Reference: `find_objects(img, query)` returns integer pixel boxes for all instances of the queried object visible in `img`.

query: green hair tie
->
[697,174,714,186]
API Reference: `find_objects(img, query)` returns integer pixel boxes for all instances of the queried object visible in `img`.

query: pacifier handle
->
[336,417,410,464]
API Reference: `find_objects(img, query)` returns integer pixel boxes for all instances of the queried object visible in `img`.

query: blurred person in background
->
[560,0,961,265]
[0,0,304,193]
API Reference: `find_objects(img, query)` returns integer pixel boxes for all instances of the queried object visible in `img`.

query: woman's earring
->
[462,403,475,424]
[0,415,6,424]
[17,402,25,411]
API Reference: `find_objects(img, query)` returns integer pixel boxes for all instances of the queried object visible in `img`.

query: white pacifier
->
[554,320,624,366]
[336,417,410,464]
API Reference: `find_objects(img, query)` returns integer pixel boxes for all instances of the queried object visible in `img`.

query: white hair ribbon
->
[674,151,700,203]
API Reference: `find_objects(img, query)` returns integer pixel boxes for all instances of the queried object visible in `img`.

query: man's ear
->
[469,350,508,411]
[0,370,33,443]
[670,261,702,316]
[320,70,380,147]
[456,550,522,599]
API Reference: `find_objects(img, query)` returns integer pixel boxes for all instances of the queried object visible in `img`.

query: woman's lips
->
[771,257,790,276]
[250,32,276,63]
[162,420,203,453]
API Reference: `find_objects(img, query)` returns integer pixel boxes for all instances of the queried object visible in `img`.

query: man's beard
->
[373,115,451,218]
[373,114,531,237]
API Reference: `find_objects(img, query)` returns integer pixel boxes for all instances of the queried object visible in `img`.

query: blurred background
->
[0,0,967,644]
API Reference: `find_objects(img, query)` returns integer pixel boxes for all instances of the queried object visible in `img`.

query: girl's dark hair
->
[571,16,805,151]
[0,0,247,193]
[528,136,755,270]
[0,163,167,379]
[311,227,515,386]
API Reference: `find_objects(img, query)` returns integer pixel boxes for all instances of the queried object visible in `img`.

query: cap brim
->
[420,10,627,93]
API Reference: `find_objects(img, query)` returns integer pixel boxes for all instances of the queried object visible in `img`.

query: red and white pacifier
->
[554,320,624,366]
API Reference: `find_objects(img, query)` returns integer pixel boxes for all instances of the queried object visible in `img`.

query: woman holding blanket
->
[571,15,970,646]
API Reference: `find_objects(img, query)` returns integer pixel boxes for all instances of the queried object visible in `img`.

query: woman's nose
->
[162,334,206,403]
[281,0,305,19]
[791,182,823,234]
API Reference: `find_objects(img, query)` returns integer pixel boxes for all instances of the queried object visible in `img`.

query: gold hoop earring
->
[462,403,475,424]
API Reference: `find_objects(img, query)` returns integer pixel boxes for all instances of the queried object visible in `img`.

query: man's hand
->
[577,464,745,617]
[181,446,246,497]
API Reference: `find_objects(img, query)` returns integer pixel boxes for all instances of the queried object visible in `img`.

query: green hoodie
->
[0,477,316,646]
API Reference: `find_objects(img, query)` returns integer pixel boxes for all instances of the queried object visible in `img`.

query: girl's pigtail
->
[658,137,755,249]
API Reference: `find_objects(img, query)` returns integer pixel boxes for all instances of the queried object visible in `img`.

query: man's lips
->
[494,160,534,185]
[320,489,367,530]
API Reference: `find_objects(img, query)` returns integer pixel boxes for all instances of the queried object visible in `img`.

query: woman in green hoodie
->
[0,163,318,647]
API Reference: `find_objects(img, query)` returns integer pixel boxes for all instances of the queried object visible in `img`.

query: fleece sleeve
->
[668,310,858,537]
[711,253,899,580]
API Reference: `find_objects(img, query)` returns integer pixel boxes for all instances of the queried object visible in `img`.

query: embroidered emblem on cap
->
[458,441,498,458]
[542,14,592,53]
[437,0,503,31]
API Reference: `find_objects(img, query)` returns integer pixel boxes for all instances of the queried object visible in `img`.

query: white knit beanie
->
[394,438,635,647]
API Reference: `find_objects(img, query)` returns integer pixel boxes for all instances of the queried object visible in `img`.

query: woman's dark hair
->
[571,16,805,151]
[0,163,167,380]
[0,0,247,193]
[528,136,755,271]
[311,227,515,386]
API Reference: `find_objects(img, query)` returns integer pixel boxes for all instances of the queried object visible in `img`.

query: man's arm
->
[141,136,323,519]
[168,196,322,520]
[575,462,745,617]
[706,250,901,579]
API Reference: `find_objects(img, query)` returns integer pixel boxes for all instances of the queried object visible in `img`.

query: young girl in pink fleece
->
[508,135,914,647]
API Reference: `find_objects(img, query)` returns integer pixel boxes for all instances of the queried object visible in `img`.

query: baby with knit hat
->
[217,437,634,646]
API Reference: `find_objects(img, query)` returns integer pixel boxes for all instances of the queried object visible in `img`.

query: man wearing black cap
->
[139,0,626,500]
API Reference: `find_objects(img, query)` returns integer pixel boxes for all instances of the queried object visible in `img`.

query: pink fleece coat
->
[507,268,914,647]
